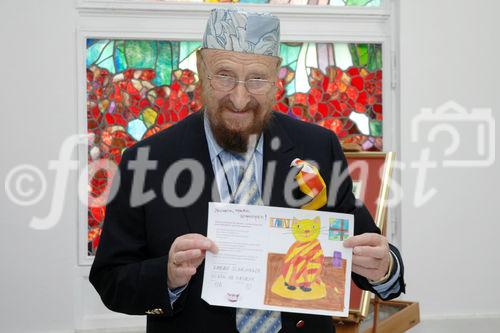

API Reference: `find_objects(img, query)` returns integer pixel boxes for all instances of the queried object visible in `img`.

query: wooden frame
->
[340,152,396,320]
[345,152,395,234]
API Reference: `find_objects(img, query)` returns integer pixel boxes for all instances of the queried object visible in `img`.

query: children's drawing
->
[203,202,353,316]
[271,216,326,300]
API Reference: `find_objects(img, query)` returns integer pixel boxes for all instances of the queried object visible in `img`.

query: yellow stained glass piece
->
[142,108,158,128]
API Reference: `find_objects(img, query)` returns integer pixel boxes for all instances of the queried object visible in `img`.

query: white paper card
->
[202,202,353,317]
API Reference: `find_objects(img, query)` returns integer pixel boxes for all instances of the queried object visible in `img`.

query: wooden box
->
[335,300,420,333]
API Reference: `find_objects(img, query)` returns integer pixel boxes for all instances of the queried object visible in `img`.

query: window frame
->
[77,0,400,266]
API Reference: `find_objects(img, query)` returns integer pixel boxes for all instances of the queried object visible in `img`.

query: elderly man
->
[90,8,405,333]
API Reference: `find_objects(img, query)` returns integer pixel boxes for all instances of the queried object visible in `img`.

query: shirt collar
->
[203,111,264,161]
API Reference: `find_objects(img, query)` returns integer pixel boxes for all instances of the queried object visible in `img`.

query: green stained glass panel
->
[97,57,115,74]
[372,45,383,71]
[114,41,127,73]
[91,41,115,73]
[340,0,380,6]
[86,40,109,67]
[180,41,202,63]
[280,43,302,95]
[124,40,157,69]
[349,44,382,70]
[155,42,175,86]
[369,119,382,136]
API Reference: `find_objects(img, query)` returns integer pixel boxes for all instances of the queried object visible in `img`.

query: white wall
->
[0,0,499,332]
[399,0,500,324]
[0,0,145,329]
[0,0,78,332]
[0,0,145,330]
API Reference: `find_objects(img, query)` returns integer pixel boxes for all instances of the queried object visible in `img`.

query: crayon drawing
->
[264,217,347,312]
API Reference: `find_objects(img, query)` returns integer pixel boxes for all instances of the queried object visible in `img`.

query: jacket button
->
[296,320,305,328]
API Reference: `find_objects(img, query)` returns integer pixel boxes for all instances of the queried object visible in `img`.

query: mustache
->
[218,95,260,113]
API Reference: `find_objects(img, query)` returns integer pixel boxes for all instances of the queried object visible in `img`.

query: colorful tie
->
[226,153,281,333]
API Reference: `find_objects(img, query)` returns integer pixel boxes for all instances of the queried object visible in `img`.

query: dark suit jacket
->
[90,111,405,333]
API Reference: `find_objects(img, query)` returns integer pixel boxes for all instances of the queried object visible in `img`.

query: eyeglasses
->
[200,54,275,95]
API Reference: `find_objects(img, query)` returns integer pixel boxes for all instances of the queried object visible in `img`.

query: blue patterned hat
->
[202,8,280,57]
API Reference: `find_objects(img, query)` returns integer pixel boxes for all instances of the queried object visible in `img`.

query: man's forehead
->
[202,49,279,69]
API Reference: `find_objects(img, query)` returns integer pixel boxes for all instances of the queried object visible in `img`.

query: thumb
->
[205,239,219,254]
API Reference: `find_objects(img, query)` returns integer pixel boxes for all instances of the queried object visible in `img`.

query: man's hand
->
[343,233,390,282]
[167,233,218,289]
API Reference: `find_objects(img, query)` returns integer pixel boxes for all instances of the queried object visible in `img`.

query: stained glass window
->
[159,0,381,6]
[86,39,383,255]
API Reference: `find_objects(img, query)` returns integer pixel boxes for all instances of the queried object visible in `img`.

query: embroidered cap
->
[202,8,280,57]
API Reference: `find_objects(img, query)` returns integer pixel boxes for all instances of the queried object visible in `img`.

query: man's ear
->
[273,57,281,79]
[196,49,207,94]
[276,57,282,71]
[272,57,282,91]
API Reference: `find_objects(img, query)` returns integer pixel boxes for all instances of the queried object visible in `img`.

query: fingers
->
[173,265,197,278]
[172,249,203,265]
[352,264,383,281]
[343,233,388,259]
[352,254,382,269]
[353,245,387,259]
[173,234,219,254]
[167,233,218,289]
[168,265,197,289]
[343,233,383,248]
[343,233,391,281]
